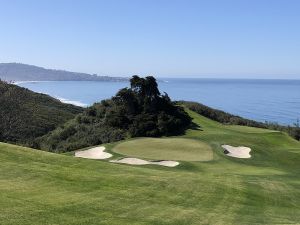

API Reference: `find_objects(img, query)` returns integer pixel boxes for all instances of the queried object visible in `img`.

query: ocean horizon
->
[17,78,300,125]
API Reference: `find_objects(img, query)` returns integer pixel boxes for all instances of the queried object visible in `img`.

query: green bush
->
[39,76,192,152]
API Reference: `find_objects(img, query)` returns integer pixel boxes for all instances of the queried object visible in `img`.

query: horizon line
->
[1,62,300,80]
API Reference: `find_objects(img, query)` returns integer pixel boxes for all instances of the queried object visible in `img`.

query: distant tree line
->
[180,101,300,141]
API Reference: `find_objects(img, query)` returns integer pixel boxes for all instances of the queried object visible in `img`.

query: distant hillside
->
[0,63,127,82]
[0,80,83,146]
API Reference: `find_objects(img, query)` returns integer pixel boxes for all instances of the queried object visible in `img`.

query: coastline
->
[56,97,88,107]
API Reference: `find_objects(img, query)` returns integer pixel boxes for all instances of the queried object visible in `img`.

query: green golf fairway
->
[1,108,300,225]
[113,138,213,161]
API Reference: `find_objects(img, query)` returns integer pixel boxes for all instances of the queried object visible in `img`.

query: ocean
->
[17,78,300,125]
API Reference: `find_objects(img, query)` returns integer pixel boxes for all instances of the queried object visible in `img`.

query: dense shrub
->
[38,76,192,152]
[179,101,266,128]
[0,80,83,146]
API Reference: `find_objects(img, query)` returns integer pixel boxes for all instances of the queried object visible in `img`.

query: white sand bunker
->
[75,146,112,159]
[110,158,179,167]
[222,145,251,158]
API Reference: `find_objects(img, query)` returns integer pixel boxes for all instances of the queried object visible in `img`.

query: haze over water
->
[18,78,300,125]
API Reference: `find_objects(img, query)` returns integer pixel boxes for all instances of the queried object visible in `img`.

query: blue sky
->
[0,0,300,78]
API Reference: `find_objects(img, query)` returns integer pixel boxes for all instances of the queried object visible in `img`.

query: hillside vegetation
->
[181,100,300,141]
[38,76,191,152]
[0,80,83,146]
[1,109,299,225]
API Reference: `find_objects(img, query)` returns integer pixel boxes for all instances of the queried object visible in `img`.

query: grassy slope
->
[1,109,300,225]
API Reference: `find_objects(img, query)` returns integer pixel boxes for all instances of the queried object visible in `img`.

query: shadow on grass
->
[189,122,202,131]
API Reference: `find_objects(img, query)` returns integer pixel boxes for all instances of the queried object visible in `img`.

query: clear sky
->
[0,0,300,79]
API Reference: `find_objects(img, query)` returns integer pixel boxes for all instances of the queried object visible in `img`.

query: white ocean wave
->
[56,97,88,107]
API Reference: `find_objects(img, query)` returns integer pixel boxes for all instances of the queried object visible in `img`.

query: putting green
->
[113,137,213,161]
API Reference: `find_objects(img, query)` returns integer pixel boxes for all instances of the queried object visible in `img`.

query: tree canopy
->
[39,76,192,152]
[109,76,191,137]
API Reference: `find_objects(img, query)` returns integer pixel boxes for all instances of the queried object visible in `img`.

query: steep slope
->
[0,63,127,81]
[0,81,83,145]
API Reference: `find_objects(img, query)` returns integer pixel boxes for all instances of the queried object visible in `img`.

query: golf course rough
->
[112,137,214,161]
[1,108,300,225]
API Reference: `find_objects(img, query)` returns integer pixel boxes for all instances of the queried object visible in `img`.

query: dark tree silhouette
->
[110,75,191,137]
